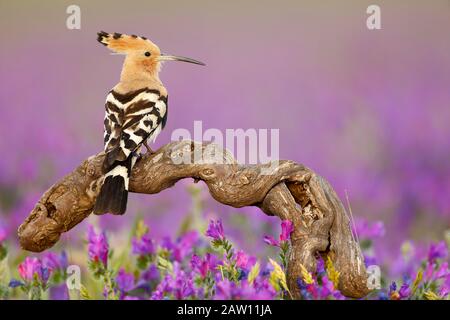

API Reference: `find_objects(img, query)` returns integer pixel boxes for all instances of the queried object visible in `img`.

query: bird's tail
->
[93,155,135,215]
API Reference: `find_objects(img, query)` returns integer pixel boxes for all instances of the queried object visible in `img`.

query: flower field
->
[1,212,448,300]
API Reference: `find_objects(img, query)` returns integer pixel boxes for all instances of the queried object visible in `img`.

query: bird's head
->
[97,31,204,81]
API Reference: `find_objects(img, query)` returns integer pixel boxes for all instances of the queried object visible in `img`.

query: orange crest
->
[97,31,161,56]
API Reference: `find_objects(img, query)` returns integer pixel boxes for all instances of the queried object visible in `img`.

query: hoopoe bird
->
[93,31,204,215]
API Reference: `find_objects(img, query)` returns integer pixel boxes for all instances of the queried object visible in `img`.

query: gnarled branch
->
[17,140,369,298]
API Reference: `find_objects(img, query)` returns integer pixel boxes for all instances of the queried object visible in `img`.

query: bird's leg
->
[143,141,155,155]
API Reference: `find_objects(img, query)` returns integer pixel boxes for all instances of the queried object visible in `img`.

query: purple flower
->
[141,264,160,282]
[280,220,294,242]
[364,255,378,267]
[316,257,325,274]
[191,253,217,278]
[151,263,196,300]
[87,225,109,267]
[42,253,59,270]
[116,268,135,295]
[389,281,397,294]
[60,251,68,269]
[253,277,277,298]
[163,231,199,262]
[9,279,24,288]
[132,234,155,256]
[174,273,195,299]
[439,286,449,298]
[175,232,199,261]
[42,251,68,273]
[191,254,208,278]
[428,241,448,263]
[214,279,234,299]
[352,219,385,240]
[150,290,164,300]
[214,279,275,300]
[398,283,411,299]
[439,275,450,298]
[319,275,344,299]
[435,262,449,279]
[161,237,174,251]
[49,284,69,300]
[206,219,225,241]
[149,275,172,300]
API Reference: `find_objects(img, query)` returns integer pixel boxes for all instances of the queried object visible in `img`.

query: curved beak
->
[158,54,205,66]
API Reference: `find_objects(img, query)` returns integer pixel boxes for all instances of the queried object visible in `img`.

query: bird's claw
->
[144,142,155,155]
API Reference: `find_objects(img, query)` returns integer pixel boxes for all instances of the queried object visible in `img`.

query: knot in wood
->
[87,164,96,177]
[239,174,250,185]
[199,167,216,180]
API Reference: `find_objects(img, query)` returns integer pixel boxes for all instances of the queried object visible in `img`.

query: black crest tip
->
[97,31,109,45]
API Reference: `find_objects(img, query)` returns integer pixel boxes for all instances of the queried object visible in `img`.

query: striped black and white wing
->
[103,97,123,157]
[103,88,167,170]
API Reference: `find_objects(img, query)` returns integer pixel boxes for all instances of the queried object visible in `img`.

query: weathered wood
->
[17,140,369,298]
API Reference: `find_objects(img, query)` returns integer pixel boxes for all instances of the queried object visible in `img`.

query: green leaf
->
[135,219,149,239]
[412,269,423,294]
[157,256,173,274]
[424,290,441,300]
[211,239,223,250]
[248,262,260,284]
[0,245,7,261]
[269,259,289,292]
[80,285,92,300]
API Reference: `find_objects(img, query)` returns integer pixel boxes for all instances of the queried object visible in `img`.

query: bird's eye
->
[144,51,151,57]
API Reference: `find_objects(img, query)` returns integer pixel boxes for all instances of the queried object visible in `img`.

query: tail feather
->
[93,156,133,215]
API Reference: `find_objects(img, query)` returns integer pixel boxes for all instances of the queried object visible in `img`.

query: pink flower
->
[263,235,279,247]
[18,257,42,281]
[235,250,256,270]
[18,257,51,284]
[263,220,294,247]
[235,250,249,269]
[87,225,109,267]
[280,220,294,242]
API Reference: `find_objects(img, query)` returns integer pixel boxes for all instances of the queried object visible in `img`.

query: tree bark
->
[17,140,369,298]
